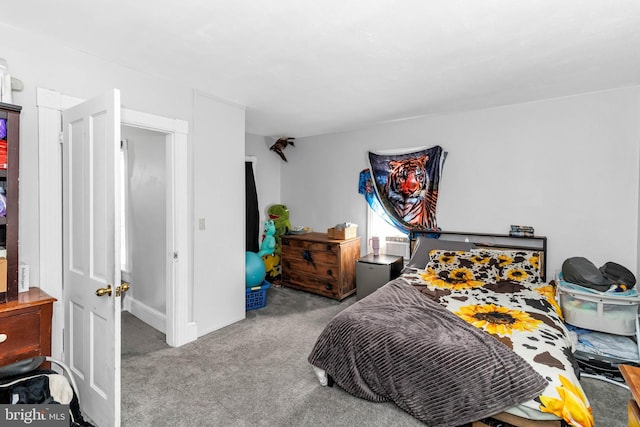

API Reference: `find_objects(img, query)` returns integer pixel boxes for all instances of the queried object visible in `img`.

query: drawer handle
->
[302,250,316,269]
[325,284,333,291]
[326,269,333,277]
[0,333,7,343]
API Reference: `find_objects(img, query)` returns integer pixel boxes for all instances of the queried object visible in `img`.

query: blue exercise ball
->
[245,251,266,288]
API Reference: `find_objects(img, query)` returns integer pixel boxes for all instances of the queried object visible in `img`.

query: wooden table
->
[619,364,640,426]
[0,288,56,367]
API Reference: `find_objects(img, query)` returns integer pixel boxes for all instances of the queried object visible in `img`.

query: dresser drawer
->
[282,270,339,299]
[281,250,338,279]
[0,307,42,365]
[282,237,339,254]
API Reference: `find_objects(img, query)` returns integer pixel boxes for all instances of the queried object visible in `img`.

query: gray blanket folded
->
[308,279,548,426]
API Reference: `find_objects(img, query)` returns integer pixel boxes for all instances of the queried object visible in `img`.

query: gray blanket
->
[308,279,548,426]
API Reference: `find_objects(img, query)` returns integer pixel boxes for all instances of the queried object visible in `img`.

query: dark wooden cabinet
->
[281,232,360,300]
[0,102,20,304]
[0,288,56,367]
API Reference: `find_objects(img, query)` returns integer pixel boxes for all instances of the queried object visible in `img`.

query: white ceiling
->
[3,1,640,137]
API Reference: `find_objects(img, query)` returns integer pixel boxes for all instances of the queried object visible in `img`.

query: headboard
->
[409,230,548,281]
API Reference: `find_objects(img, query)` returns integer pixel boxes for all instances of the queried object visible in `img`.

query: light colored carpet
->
[121,286,629,426]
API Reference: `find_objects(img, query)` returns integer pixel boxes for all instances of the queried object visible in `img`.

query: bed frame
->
[472,411,562,427]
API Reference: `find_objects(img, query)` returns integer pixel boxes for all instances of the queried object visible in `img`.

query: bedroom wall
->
[193,91,246,336]
[279,86,640,278]
[0,23,246,342]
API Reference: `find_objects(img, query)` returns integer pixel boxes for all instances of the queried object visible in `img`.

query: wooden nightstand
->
[619,364,640,426]
[0,288,56,367]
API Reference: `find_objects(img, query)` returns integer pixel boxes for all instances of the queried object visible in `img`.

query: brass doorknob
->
[116,282,130,297]
[95,285,113,297]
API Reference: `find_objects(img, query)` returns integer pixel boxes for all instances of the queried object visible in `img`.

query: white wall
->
[245,134,282,228]
[193,91,246,336]
[1,23,246,343]
[279,87,640,278]
[0,23,189,288]
[122,126,166,328]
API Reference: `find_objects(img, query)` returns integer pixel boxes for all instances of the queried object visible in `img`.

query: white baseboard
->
[186,322,198,343]
[196,315,245,338]
[123,296,166,334]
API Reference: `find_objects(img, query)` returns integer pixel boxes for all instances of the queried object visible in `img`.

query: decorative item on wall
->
[270,136,295,162]
[361,145,447,233]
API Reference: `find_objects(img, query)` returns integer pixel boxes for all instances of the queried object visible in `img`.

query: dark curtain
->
[245,161,260,252]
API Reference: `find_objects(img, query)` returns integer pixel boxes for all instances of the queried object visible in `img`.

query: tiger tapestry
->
[367,146,446,231]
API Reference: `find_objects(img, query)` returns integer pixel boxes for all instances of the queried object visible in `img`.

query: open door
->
[63,89,122,427]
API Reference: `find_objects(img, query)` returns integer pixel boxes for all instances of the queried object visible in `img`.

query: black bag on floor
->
[574,350,639,382]
[0,357,93,427]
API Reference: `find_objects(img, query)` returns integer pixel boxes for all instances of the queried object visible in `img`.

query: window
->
[367,207,410,259]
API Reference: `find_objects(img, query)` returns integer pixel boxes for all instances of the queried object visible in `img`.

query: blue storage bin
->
[246,281,270,311]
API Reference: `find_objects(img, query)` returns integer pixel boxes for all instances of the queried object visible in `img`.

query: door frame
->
[37,87,195,358]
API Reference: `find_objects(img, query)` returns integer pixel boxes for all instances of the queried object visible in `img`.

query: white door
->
[63,89,122,427]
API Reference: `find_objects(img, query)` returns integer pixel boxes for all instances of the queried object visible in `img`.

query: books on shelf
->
[509,225,534,237]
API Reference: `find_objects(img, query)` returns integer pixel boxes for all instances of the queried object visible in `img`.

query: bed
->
[308,231,593,427]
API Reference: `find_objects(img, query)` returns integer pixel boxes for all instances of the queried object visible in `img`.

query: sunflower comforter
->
[308,249,594,427]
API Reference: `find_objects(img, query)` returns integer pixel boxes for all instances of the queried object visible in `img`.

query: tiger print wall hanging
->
[366,145,447,232]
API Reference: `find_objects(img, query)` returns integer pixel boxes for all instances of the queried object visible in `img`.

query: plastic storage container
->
[246,281,270,311]
[557,281,640,336]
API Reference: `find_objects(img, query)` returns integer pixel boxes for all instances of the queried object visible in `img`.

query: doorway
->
[36,87,194,363]
[120,126,168,342]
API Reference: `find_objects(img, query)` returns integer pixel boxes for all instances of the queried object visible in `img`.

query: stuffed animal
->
[262,253,281,279]
[267,204,291,238]
[257,220,276,257]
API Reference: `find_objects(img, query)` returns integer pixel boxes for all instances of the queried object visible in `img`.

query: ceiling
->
[3,1,640,137]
